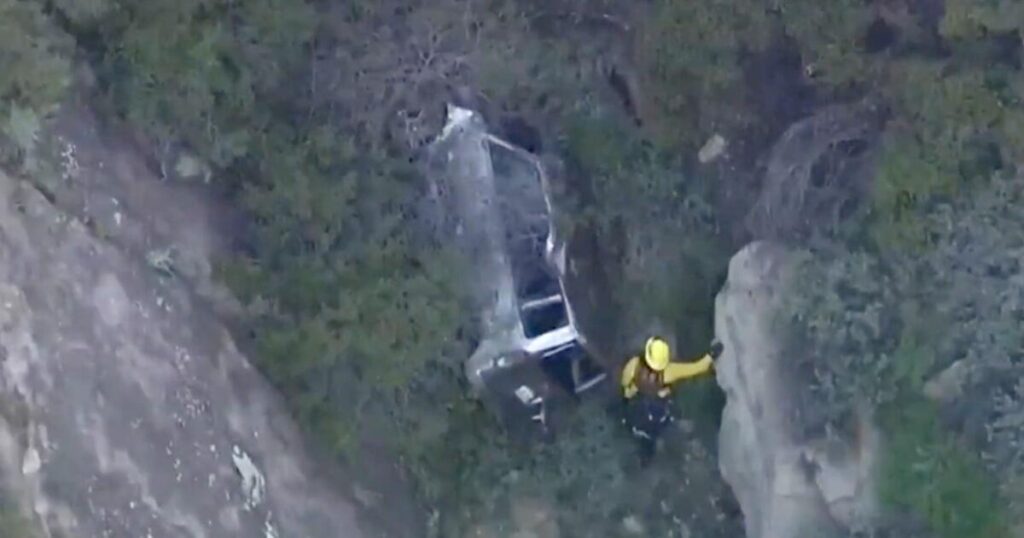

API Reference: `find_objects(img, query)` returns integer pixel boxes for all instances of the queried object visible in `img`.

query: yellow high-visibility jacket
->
[621,353,713,399]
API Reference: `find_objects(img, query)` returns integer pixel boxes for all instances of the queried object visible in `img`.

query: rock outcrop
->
[714,242,879,538]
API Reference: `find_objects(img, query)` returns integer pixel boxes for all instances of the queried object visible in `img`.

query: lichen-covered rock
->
[0,170,386,537]
[714,242,879,538]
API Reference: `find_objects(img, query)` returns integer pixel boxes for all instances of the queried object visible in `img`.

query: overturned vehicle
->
[425,106,607,437]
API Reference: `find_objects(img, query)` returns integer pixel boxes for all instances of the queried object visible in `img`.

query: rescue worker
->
[621,336,723,462]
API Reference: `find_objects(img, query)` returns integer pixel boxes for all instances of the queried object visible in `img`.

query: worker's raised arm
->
[621,356,640,399]
[662,354,713,385]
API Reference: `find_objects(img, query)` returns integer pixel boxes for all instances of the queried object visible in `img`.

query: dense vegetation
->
[0,0,71,168]
[776,5,1024,536]
[0,506,34,538]
[790,173,1024,537]
[2,0,1024,536]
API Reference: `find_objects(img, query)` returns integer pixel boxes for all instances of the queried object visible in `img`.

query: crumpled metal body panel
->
[424,105,604,434]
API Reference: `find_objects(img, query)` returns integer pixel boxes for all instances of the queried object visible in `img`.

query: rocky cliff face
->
[0,169,381,537]
[714,242,880,538]
[0,99,414,536]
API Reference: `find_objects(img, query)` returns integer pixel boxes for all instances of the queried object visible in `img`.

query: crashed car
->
[424,106,606,436]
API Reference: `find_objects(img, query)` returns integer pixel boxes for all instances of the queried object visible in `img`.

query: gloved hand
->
[709,340,724,359]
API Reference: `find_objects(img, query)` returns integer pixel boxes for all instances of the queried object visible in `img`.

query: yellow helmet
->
[644,337,670,372]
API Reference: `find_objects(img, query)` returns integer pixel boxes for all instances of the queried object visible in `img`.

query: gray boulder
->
[714,242,880,538]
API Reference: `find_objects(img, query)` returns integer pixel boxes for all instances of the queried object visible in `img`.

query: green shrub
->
[868,134,950,252]
[941,0,1024,39]
[889,63,1002,150]
[48,0,112,29]
[1000,106,1024,164]
[788,172,1024,532]
[0,0,72,115]
[220,123,471,447]
[562,112,726,355]
[472,17,586,119]
[634,0,771,151]
[0,0,72,168]
[869,61,1012,252]
[776,0,873,86]
[879,399,1008,538]
[81,0,314,169]
[0,502,34,538]
[564,113,632,176]
[781,246,956,434]
[423,395,733,537]
[781,248,891,431]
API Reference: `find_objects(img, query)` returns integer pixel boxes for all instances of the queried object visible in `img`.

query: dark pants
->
[624,395,674,463]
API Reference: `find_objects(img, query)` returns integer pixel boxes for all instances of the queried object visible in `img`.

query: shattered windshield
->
[0,0,1020,537]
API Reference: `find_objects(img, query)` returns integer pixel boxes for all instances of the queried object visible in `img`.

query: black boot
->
[639,439,657,466]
